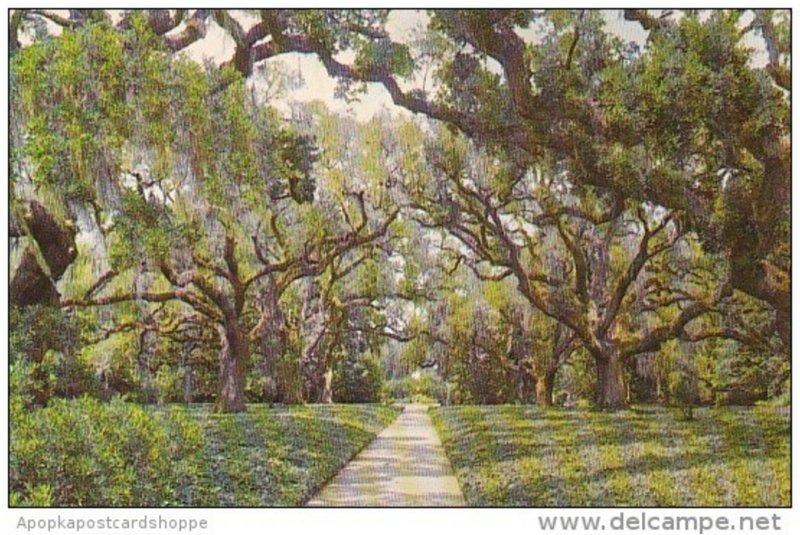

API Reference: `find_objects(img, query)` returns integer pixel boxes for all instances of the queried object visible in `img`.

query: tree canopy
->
[9,9,790,412]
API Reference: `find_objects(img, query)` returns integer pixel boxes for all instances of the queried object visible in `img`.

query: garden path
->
[307,404,466,506]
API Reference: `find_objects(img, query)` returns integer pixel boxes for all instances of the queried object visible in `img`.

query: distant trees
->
[419,275,576,406]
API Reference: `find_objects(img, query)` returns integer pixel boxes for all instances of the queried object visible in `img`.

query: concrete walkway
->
[307,404,466,506]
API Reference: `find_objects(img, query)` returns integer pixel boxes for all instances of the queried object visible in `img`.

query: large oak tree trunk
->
[215,320,248,413]
[10,248,61,307]
[10,200,77,308]
[595,352,627,409]
[138,328,157,404]
[729,260,790,352]
[300,279,328,403]
[254,277,286,402]
[535,371,556,407]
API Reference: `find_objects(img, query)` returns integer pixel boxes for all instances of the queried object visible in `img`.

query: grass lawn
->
[430,405,789,507]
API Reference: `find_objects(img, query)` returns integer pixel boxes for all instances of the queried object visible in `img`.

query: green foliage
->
[633,334,789,409]
[668,367,698,421]
[433,287,542,405]
[382,374,449,404]
[695,339,788,406]
[110,190,175,267]
[10,397,202,506]
[10,305,96,406]
[11,21,139,200]
[12,19,322,266]
[11,400,401,506]
[627,11,789,264]
[559,350,596,402]
[154,366,184,404]
[10,305,78,358]
[181,404,400,505]
[431,405,789,506]
[355,39,414,78]
[332,352,384,403]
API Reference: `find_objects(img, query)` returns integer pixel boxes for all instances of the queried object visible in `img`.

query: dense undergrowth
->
[10,397,400,506]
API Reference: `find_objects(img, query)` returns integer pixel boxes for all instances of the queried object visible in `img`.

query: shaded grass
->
[430,405,789,507]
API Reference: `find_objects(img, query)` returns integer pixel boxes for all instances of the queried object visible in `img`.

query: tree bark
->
[10,248,61,307]
[320,365,334,404]
[23,200,77,280]
[254,276,286,402]
[300,278,327,403]
[183,365,193,404]
[10,200,78,308]
[215,320,248,413]
[595,352,627,409]
[138,328,156,404]
[535,371,555,407]
[182,340,196,404]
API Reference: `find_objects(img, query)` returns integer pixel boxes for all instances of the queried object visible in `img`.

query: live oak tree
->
[397,126,733,408]
[618,10,790,349]
[424,10,789,350]
[271,107,425,403]
[295,252,391,403]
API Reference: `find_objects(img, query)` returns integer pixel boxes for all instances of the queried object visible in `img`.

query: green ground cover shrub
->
[333,353,383,403]
[179,403,400,506]
[430,405,789,507]
[10,396,201,506]
[10,399,400,506]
